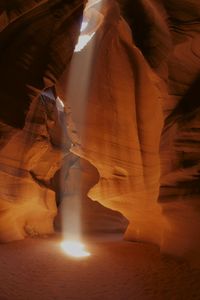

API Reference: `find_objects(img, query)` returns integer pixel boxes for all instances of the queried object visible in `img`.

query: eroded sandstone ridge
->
[0,0,84,241]
[59,1,164,246]
[0,0,200,261]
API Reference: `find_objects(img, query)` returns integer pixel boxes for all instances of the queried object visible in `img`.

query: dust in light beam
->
[61,0,104,258]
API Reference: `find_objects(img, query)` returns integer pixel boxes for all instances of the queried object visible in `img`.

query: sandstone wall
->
[0,0,200,262]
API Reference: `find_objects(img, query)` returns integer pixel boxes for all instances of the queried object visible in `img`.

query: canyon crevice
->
[0,0,200,262]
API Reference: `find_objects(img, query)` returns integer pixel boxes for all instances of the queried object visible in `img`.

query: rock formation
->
[59,0,165,246]
[118,0,200,259]
[0,0,84,241]
[0,0,200,262]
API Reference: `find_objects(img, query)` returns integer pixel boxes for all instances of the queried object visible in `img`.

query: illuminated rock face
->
[0,0,85,242]
[60,0,200,259]
[0,1,128,241]
[0,0,200,261]
[64,0,164,245]
[121,0,200,258]
[0,97,58,241]
[54,157,129,234]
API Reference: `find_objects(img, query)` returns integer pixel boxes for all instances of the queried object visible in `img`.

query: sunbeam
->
[60,0,105,258]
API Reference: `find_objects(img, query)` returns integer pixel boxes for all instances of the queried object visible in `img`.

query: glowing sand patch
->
[61,241,91,258]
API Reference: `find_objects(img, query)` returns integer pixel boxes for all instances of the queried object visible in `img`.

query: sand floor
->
[0,234,200,300]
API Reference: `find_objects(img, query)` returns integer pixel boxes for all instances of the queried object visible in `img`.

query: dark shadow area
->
[164,74,200,129]
[0,0,84,128]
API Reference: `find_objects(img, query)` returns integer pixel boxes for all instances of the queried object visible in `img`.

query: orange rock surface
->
[0,0,200,262]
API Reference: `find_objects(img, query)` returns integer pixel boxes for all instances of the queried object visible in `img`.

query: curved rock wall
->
[62,0,200,259]
[119,0,200,259]
[0,0,200,261]
[0,97,58,241]
[0,0,84,128]
[0,0,128,242]
[0,0,85,241]
[58,0,165,245]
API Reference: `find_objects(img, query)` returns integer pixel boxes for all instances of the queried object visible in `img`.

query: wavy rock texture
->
[0,0,84,128]
[119,0,200,259]
[60,0,200,259]
[159,0,200,259]
[0,0,128,242]
[0,0,85,241]
[0,0,200,262]
[58,0,164,245]
[0,97,58,241]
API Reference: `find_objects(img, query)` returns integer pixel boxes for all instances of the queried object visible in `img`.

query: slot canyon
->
[0,0,200,299]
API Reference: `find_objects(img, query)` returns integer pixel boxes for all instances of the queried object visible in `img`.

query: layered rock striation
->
[0,0,200,261]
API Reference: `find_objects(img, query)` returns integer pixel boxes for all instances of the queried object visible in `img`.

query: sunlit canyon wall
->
[0,0,200,261]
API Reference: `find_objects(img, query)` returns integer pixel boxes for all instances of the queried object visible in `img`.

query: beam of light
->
[60,0,105,254]
[65,0,104,127]
[74,32,95,52]
[80,21,89,32]
[56,96,65,112]
[61,240,91,258]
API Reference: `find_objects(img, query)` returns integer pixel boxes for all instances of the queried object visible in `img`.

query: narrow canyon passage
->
[0,0,200,299]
